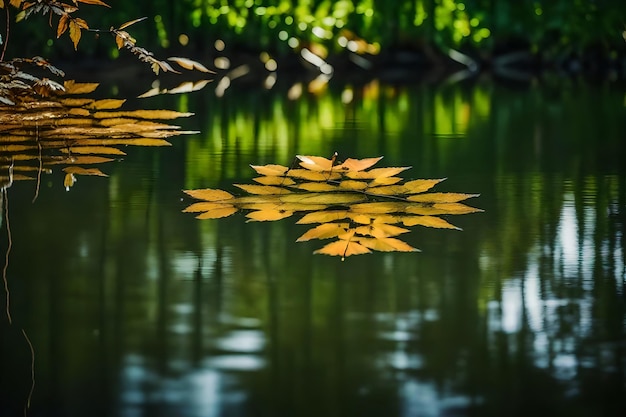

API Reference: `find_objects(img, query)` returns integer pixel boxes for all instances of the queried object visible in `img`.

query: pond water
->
[1,75,625,417]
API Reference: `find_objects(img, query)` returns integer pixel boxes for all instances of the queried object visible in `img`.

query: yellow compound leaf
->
[184,188,235,201]
[407,192,480,203]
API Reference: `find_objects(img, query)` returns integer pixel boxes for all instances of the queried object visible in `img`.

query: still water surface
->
[1,77,625,417]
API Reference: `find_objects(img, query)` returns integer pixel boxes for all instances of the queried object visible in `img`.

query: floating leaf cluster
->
[0,80,195,190]
[184,155,482,259]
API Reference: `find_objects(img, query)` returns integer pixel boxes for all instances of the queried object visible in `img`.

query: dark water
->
[1,77,625,417]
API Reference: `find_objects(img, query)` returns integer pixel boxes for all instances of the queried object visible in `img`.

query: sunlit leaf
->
[350,202,408,213]
[62,166,108,177]
[355,224,409,238]
[346,167,411,179]
[406,203,483,216]
[68,19,82,50]
[56,14,69,38]
[359,237,419,253]
[297,210,350,224]
[93,110,194,119]
[167,57,214,73]
[183,202,232,213]
[63,81,99,94]
[336,156,383,171]
[253,176,295,186]
[118,16,146,30]
[60,146,126,155]
[234,184,290,195]
[50,155,114,165]
[279,192,364,205]
[403,178,446,194]
[293,182,339,192]
[296,155,335,171]
[246,209,294,221]
[407,192,480,203]
[339,180,368,190]
[313,238,371,259]
[296,223,350,242]
[64,173,76,190]
[250,164,289,176]
[184,188,234,201]
[196,206,238,219]
[348,213,375,224]
[369,176,403,185]
[86,99,126,110]
[399,215,461,230]
[286,168,341,181]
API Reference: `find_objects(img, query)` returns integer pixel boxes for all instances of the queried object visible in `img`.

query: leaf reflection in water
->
[184,155,483,259]
[0,80,196,192]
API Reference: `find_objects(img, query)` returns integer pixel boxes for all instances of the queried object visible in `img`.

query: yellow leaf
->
[183,202,232,213]
[296,155,335,171]
[336,156,383,171]
[400,215,460,229]
[407,192,480,203]
[350,202,408,213]
[286,169,341,181]
[52,156,114,165]
[93,110,194,119]
[69,20,82,50]
[296,223,350,242]
[167,57,214,73]
[62,166,108,177]
[86,99,126,110]
[293,182,339,192]
[115,34,125,49]
[279,192,364,205]
[57,14,69,38]
[366,185,407,195]
[64,173,76,190]
[234,184,290,195]
[63,80,99,94]
[249,164,289,176]
[253,176,295,186]
[297,210,350,224]
[359,237,419,253]
[118,17,147,30]
[403,178,446,194]
[405,203,483,216]
[184,188,234,201]
[369,176,403,186]
[246,210,294,221]
[196,206,238,219]
[347,213,374,224]
[339,180,368,190]
[60,146,126,155]
[346,167,410,179]
[355,224,409,238]
[313,239,371,259]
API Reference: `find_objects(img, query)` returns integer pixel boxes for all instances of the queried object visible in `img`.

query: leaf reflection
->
[0,80,196,191]
[184,155,482,259]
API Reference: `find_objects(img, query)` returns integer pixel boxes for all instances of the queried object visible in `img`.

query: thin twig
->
[0,5,9,61]
[21,328,35,415]
[2,186,12,324]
